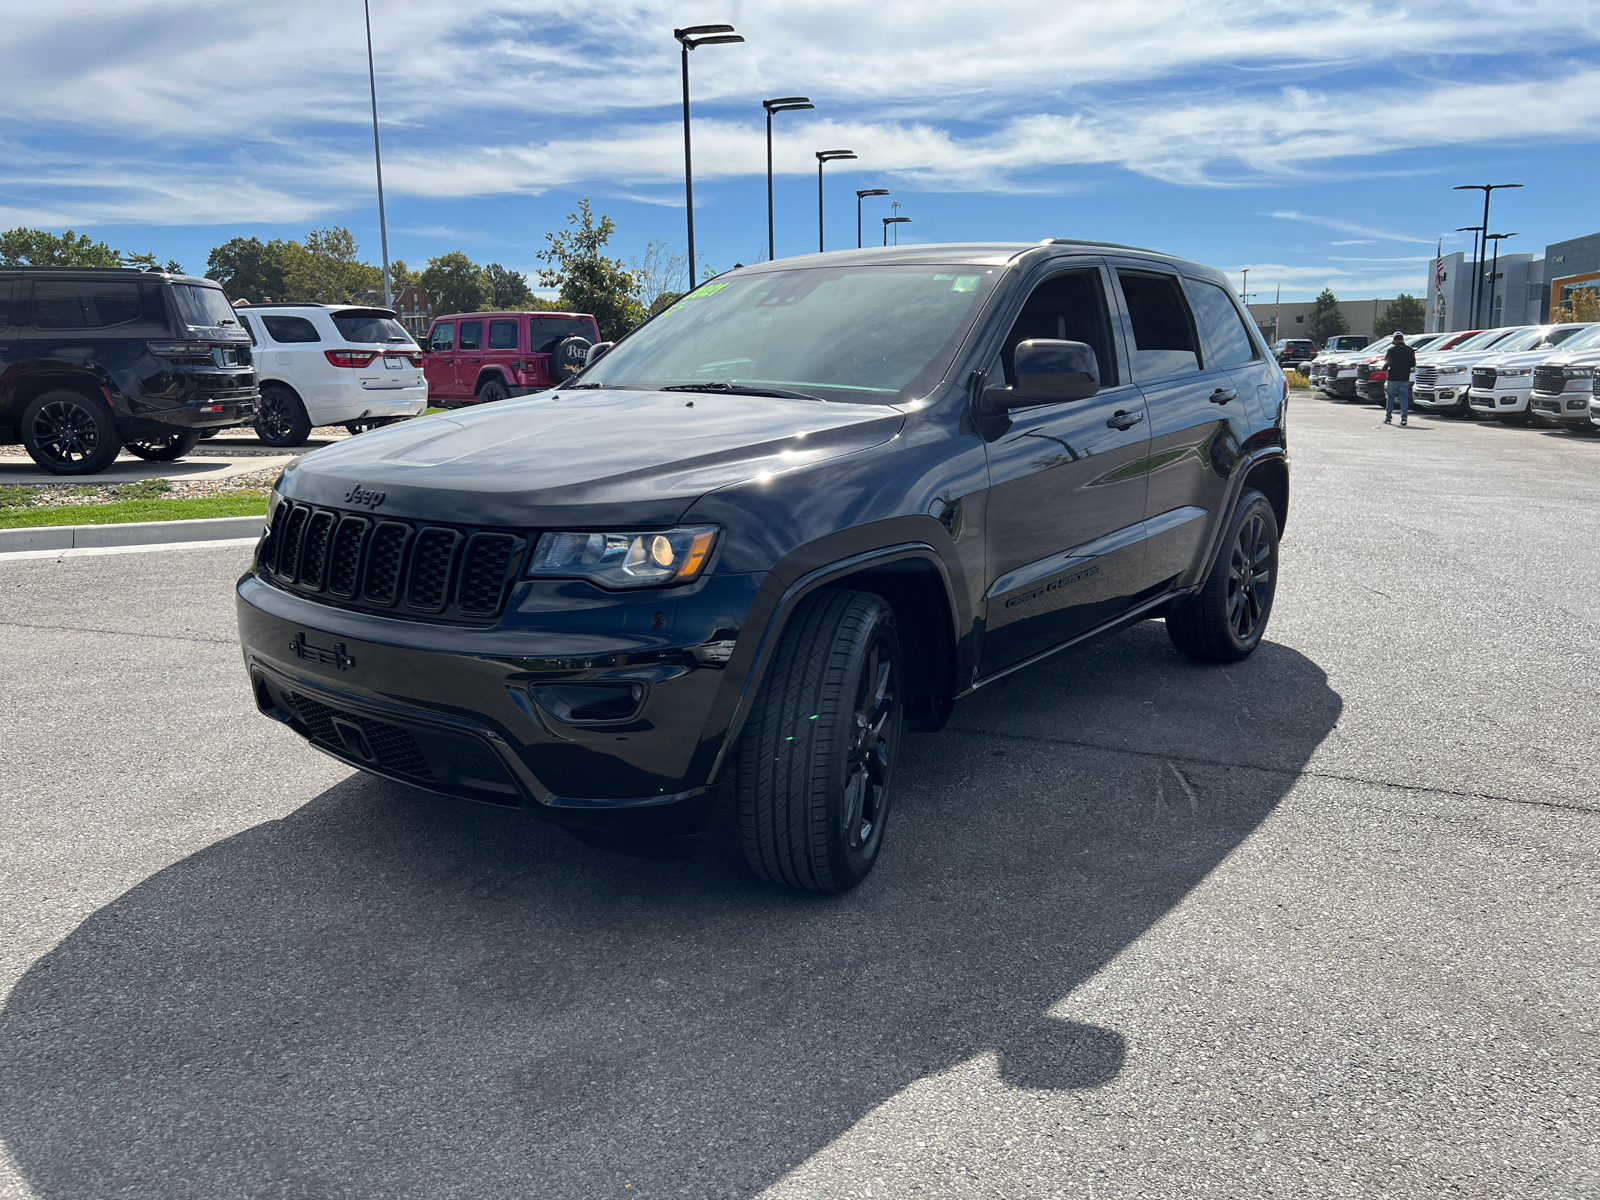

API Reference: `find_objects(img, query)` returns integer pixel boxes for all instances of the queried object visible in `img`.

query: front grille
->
[1533,364,1566,395]
[1415,366,1438,389]
[261,500,526,623]
[287,691,434,781]
[1472,367,1496,391]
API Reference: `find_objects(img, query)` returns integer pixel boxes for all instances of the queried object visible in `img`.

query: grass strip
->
[0,493,268,529]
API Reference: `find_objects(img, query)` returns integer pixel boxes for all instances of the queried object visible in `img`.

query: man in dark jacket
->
[1384,332,1418,426]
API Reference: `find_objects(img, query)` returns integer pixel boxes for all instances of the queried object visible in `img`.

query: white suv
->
[1467,324,1600,424]
[234,304,428,446]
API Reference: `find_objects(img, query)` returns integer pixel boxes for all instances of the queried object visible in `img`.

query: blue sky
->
[4,1,1598,301]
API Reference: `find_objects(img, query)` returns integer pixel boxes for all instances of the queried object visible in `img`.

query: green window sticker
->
[950,276,979,293]
[669,281,730,312]
[933,274,955,281]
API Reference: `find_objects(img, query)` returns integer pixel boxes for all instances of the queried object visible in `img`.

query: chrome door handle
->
[1106,409,1145,430]
[1210,388,1237,404]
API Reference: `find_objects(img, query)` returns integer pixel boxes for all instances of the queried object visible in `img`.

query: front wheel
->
[1166,488,1279,663]
[125,430,202,461]
[736,590,902,893]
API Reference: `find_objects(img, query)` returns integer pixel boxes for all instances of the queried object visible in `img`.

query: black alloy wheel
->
[254,385,312,447]
[125,430,202,461]
[476,379,508,404]
[20,390,121,475]
[737,589,903,893]
[1166,487,1279,663]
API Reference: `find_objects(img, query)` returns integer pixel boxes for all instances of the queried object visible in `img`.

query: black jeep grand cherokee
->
[0,267,256,474]
[239,241,1288,892]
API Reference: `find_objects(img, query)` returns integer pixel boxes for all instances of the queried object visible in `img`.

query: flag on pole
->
[1433,238,1447,332]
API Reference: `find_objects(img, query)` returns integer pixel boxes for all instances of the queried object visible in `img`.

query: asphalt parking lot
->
[1,395,1596,1200]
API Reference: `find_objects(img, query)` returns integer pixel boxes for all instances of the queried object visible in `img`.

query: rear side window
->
[261,315,321,343]
[488,319,518,350]
[1185,279,1258,367]
[170,283,238,329]
[458,320,483,351]
[333,312,412,344]
[429,324,454,351]
[1117,272,1200,380]
[239,313,257,345]
[530,315,597,352]
[33,280,144,329]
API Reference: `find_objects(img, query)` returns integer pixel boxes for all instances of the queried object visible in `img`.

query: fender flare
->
[1186,447,1289,593]
[706,541,960,783]
[475,368,512,395]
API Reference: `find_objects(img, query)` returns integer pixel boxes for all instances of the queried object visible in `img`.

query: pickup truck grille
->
[1472,367,1497,391]
[1356,363,1373,381]
[259,499,528,622]
[1532,364,1568,395]
[1414,366,1438,390]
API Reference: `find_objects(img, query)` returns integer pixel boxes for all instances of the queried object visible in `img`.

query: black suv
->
[0,268,257,474]
[238,242,1289,892]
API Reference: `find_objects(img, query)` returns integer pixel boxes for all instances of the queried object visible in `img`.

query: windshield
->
[171,283,237,328]
[332,312,414,345]
[578,264,1004,404]
[1541,323,1597,348]
[1452,327,1524,351]
[531,315,598,351]
[1552,324,1600,352]
[1496,328,1561,353]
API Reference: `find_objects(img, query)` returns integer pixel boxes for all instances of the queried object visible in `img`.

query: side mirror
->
[985,339,1101,409]
[585,341,615,366]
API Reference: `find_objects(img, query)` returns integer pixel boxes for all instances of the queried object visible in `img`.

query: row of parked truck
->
[1297,324,1600,431]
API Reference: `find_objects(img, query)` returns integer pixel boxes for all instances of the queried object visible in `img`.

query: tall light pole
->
[1454,183,1521,327]
[1483,233,1517,328]
[763,97,813,262]
[883,215,910,245]
[1240,268,1250,303]
[362,0,391,308]
[1455,225,1483,329]
[856,188,888,249]
[675,24,744,290]
[815,150,856,252]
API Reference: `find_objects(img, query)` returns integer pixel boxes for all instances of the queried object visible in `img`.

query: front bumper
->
[236,568,764,832]
[1530,391,1594,427]
[1468,385,1530,414]
[1412,383,1465,409]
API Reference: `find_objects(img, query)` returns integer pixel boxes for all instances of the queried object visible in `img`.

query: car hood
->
[1478,347,1573,369]
[1417,349,1509,368]
[1537,347,1600,369]
[278,388,907,527]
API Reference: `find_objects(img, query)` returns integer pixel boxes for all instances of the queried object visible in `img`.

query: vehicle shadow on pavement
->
[0,622,1341,1200]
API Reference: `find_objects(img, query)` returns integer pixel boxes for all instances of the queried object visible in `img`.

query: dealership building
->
[1423,230,1600,332]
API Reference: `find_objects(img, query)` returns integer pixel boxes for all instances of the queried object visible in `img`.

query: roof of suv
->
[727,242,1226,282]
[242,302,399,314]
[0,266,217,285]
[433,310,596,321]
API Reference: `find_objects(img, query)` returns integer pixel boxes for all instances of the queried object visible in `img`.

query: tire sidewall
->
[478,380,507,403]
[821,606,903,889]
[21,390,121,475]
[255,385,311,446]
[1220,491,1279,656]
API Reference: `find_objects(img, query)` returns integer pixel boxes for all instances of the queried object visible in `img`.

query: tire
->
[199,428,220,440]
[343,418,398,436]
[551,336,593,382]
[736,589,903,893]
[124,430,202,461]
[1166,488,1279,664]
[254,384,312,447]
[21,389,122,475]
[476,378,508,404]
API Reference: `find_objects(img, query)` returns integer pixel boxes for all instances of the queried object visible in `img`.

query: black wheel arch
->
[5,370,118,432]
[475,369,512,395]
[257,378,303,403]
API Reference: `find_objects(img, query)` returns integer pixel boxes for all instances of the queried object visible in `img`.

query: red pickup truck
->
[422,310,599,404]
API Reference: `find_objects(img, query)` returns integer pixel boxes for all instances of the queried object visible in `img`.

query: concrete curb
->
[0,514,266,554]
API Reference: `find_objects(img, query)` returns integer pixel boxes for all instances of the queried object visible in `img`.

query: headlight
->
[1497,368,1530,377]
[528,525,719,588]
[1566,367,1594,379]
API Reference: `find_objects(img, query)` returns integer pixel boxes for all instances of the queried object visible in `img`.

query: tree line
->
[1,199,701,341]
[1307,287,1425,342]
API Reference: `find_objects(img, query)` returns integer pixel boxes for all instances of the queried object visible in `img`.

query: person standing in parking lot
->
[1384,332,1417,427]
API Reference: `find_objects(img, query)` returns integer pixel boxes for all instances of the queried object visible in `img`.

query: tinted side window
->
[33,280,144,330]
[1185,279,1258,367]
[458,320,483,351]
[261,316,321,343]
[0,280,11,331]
[998,269,1118,388]
[488,319,518,350]
[1117,272,1199,380]
[530,315,597,351]
[429,323,454,351]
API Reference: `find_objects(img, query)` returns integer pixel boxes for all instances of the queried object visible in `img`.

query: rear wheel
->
[1166,488,1279,663]
[476,378,508,404]
[254,384,312,447]
[736,589,902,893]
[21,390,122,475]
[124,430,202,461]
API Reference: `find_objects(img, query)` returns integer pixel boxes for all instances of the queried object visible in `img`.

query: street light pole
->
[883,215,910,245]
[815,150,857,252]
[1240,268,1250,303]
[1455,226,1483,329]
[675,24,744,290]
[856,189,888,249]
[763,97,813,262]
[1454,183,1522,326]
[362,0,391,309]
[1483,233,1517,328]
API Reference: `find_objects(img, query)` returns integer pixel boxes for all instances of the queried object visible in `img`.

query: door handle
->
[469,358,481,363]
[1106,409,1145,430]
[1210,388,1238,404]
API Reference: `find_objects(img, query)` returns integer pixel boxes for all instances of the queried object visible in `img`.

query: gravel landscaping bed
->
[0,465,285,512]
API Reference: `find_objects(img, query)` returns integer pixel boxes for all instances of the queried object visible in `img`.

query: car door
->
[979,261,1152,676]
[424,321,456,399]
[485,317,519,388]
[455,319,484,397]
[1107,264,1236,591]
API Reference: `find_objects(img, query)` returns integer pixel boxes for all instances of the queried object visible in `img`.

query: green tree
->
[484,262,535,308]
[420,251,492,316]
[1309,287,1349,344]
[0,227,123,267]
[389,259,419,289]
[206,236,291,301]
[1552,288,1600,324]
[1373,293,1425,338]
[536,199,644,339]
[281,227,382,302]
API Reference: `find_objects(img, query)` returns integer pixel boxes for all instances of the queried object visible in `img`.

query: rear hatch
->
[330,309,423,390]
[160,279,255,394]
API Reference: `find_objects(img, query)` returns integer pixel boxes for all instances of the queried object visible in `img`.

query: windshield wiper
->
[660,382,825,402]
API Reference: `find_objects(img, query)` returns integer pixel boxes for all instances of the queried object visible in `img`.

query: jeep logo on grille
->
[344,484,386,508]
